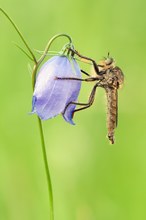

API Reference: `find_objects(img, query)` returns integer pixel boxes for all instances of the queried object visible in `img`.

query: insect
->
[57,49,124,144]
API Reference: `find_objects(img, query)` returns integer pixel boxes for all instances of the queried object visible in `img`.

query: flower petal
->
[32,56,81,122]
[62,58,81,124]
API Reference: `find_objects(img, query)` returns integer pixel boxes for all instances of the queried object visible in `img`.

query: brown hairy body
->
[57,49,124,144]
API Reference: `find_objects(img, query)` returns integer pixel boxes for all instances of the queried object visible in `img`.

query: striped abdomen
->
[105,87,118,144]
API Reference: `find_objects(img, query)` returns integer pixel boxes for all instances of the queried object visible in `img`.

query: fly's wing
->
[112,66,124,88]
[115,88,118,127]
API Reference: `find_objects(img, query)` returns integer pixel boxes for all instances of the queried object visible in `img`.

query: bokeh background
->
[0,0,146,220]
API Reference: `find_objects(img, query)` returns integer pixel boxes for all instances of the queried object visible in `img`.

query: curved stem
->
[0,8,37,63]
[1,7,73,220]
[31,33,72,220]
[37,33,72,66]
[32,63,54,220]
[32,33,73,86]
[1,11,73,217]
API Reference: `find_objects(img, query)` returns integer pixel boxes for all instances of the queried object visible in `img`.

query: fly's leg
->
[56,75,103,82]
[63,83,99,117]
[73,84,98,114]
[69,48,104,74]
[81,69,91,76]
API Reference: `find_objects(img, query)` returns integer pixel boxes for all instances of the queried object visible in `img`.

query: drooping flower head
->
[31,52,81,125]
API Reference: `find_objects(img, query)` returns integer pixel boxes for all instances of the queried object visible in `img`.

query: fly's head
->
[98,53,115,73]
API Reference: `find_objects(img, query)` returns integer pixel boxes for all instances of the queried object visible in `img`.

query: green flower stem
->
[37,117,54,220]
[32,34,72,220]
[37,33,72,65]
[1,9,73,219]
[31,63,54,220]
[0,8,37,63]
[32,33,72,89]
[31,34,73,220]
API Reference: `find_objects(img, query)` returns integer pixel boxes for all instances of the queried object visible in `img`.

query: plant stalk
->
[1,9,73,219]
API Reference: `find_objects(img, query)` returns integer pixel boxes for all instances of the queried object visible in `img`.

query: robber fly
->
[57,49,124,144]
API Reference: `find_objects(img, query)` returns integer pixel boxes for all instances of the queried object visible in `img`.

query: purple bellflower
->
[31,55,81,125]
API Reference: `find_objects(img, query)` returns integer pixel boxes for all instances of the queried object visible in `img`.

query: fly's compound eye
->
[105,57,114,65]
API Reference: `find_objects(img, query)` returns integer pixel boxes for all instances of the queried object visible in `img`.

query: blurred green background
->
[0,0,146,220]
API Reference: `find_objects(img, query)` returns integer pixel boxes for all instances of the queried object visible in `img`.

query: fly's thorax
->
[99,66,124,89]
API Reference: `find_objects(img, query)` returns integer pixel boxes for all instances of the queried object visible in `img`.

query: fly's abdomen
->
[105,87,118,144]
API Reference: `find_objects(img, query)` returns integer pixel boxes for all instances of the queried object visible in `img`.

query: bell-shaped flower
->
[31,55,81,124]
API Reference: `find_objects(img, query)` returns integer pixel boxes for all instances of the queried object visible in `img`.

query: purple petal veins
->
[32,55,81,124]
